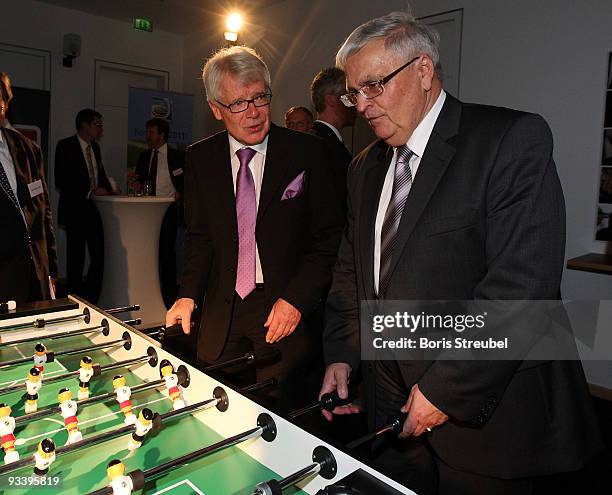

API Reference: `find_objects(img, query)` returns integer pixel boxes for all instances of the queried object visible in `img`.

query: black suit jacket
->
[55,135,111,226]
[179,124,344,361]
[311,121,351,210]
[324,94,600,478]
[0,127,57,302]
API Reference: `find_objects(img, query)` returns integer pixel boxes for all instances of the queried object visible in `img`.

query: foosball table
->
[0,296,415,495]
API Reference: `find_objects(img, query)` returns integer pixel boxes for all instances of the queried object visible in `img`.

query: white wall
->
[2,0,184,276]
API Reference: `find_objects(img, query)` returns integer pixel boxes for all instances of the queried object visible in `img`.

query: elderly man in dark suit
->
[0,72,57,304]
[310,67,356,205]
[320,11,600,495]
[135,118,185,308]
[55,109,113,303]
[166,46,343,408]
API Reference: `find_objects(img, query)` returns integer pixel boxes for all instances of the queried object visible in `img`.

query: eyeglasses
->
[91,121,103,127]
[340,56,421,107]
[215,93,272,114]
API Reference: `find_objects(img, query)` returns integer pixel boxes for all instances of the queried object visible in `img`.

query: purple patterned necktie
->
[235,147,257,299]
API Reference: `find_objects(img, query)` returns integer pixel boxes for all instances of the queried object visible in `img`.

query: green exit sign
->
[133,17,153,32]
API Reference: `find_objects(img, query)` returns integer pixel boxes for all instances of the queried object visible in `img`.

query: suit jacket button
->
[367,364,373,372]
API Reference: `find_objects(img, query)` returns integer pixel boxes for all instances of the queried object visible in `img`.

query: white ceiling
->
[36,0,285,35]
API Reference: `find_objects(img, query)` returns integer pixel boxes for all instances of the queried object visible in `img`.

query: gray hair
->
[310,67,346,114]
[336,11,443,80]
[202,45,271,101]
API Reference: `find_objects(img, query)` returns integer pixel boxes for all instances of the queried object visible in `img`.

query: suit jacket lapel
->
[360,141,393,300]
[211,134,238,237]
[2,129,31,228]
[257,124,288,224]
[384,95,461,285]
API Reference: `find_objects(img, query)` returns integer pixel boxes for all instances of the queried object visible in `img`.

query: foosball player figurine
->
[107,459,133,495]
[78,356,95,399]
[161,363,185,410]
[33,343,48,373]
[33,438,56,476]
[58,388,83,444]
[0,403,19,464]
[25,367,42,413]
[113,375,137,425]
[127,408,154,451]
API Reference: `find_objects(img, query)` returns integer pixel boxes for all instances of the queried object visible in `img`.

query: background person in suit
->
[166,46,343,410]
[310,67,356,204]
[284,105,314,133]
[0,72,57,304]
[320,11,600,495]
[55,109,113,303]
[135,118,185,308]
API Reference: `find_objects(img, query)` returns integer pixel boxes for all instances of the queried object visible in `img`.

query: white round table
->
[93,195,174,327]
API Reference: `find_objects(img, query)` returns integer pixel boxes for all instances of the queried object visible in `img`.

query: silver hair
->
[310,67,347,114]
[336,11,443,80]
[202,45,271,101]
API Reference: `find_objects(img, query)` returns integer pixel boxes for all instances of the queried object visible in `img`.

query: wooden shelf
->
[567,253,612,275]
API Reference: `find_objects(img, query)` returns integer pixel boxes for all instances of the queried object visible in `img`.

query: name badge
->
[28,179,43,198]
[172,168,183,177]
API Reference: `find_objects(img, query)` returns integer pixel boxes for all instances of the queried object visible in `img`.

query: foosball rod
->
[0,322,108,348]
[252,446,337,495]
[345,416,403,450]
[1,391,228,476]
[0,310,89,332]
[0,354,152,397]
[87,413,278,495]
[0,333,132,369]
[104,305,140,315]
[289,391,353,419]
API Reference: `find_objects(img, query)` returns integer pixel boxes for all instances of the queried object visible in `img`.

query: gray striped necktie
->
[379,144,414,296]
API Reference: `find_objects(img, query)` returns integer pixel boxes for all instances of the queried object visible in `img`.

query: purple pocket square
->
[281,171,305,200]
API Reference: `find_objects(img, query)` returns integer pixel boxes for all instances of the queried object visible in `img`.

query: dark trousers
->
[65,201,104,304]
[198,288,319,413]
[372,359,534,495]
[159,203,178,309]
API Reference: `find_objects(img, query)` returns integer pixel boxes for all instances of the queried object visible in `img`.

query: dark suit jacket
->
[135,145,186,225]
[324,94,601,478]
[0,127,57,302]
[55,135,111,226]
[179,124,344,362]
[311,121,351,210]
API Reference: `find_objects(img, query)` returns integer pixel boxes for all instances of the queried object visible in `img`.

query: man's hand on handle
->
[166,298,196,335]
[319,363,361,421]
[399,384,449,438]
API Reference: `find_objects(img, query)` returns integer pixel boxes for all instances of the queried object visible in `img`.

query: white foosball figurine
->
[58,388,83,444]
[78,356,95,400]
[127,408,154,450]
[25,367,42,413]
[107,459,133,495]
[33,438,56,476]
[161,364,185,410]
[33,343,48,373]
[113,375,137,425]
[0,403,19,464]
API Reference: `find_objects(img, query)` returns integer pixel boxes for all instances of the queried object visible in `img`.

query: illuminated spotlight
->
[224,31,238,42]
[226,13,243,33]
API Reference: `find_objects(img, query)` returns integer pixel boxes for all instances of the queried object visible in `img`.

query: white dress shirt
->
[77,134,98,190]
[229,133,268,284]
[150,143,175,197]
[0,129,19,196]
[374,90,447,294]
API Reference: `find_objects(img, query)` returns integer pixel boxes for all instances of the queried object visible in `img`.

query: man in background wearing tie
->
[135,118,185,308]
[55,109,113,303]
[166,46,343,409]
[0,72,57,304]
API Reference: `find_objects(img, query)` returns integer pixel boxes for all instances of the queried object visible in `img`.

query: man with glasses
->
[166,46,343,410]
[56,109,113,303]
[320,11,600,495]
